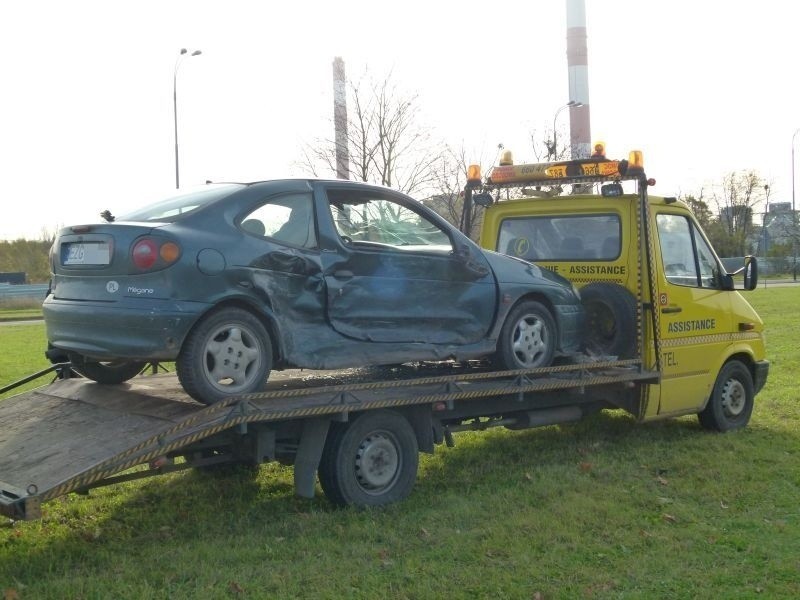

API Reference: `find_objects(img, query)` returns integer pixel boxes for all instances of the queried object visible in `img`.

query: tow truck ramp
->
[0,360,656,520]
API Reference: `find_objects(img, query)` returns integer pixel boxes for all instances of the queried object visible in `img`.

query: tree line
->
[0,239,51,283]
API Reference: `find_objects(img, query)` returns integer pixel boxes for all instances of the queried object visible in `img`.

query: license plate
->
[63,242,111,265]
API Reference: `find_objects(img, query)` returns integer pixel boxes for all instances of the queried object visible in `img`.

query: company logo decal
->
[127,286,155,295]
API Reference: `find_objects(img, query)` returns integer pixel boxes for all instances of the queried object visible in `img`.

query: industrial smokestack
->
[332,57,350,180]
[566,0,591,159]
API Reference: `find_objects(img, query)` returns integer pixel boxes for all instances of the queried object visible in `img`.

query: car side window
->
[240,193,317,249]
[326,191,452,252]
[656,213,720,288]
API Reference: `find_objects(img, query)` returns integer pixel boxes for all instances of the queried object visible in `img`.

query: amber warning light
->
[487,150,645,185]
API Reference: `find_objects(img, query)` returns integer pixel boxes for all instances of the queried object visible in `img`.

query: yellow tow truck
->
[464,145,768,429]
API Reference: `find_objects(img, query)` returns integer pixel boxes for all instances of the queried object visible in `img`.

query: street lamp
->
[174,48,202,189]
[762,184,770,287]
[792,128,800,279]
[552,100,583,160]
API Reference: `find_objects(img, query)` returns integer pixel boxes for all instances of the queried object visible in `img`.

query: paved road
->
[0,319,43,326]
[759,279,800,287]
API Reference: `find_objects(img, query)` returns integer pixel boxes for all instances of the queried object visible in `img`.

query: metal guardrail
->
[0,284,48,302]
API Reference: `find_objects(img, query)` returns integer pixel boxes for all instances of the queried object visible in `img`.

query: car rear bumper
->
[42,296,210,360]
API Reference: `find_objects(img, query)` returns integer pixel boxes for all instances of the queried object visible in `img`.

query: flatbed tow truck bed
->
[0,359,656,519]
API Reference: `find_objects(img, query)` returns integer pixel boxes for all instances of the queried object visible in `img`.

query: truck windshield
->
[119,184,245,222]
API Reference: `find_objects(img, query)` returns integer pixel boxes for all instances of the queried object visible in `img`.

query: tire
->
[494,300,557,370]
[318,410,419,507]
[698,360,754,432]
[68,352,146,384]
[580,283,638,359]
[177,307,272,405]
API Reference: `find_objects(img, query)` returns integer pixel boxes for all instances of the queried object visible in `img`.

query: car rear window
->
[118,184,244,222]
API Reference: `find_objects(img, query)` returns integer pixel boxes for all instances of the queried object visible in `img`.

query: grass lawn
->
[0,288,798,598]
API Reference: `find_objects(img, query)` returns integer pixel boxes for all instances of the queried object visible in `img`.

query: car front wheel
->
[177,307,272,405]
[494,300,557,370]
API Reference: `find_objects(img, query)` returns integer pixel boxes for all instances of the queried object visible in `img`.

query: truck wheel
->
[698,360,754,432]
[580,283,637,359]
[68,352,146,384]
[177,307,272,405]
[318,410,419,507]
[494,300,557,370]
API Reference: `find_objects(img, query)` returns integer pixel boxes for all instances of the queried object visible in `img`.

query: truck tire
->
[698,360,754,432]
[494,300,557,370]
[177,307,272,405]
[318,410,419,507]
[580,283,638,359]
[68,352,146,385]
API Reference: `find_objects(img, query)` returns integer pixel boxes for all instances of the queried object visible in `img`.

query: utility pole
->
[332,57,350,180]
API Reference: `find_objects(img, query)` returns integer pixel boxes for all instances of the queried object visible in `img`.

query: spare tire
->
[580,283,638,359]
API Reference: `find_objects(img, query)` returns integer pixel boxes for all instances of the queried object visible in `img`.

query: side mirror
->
[728,255,758,290]
[472,193,494,207]
[743,255,758,290]
[453,243,489,278]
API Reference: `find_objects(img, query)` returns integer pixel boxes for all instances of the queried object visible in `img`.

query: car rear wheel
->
[68,353,147,384]
[177,307,272,405]
[494,300,557,370]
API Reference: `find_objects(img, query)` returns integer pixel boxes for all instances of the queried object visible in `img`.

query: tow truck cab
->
[471,149,768,428]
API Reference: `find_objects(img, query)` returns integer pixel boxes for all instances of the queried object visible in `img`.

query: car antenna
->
[100,210,115,223]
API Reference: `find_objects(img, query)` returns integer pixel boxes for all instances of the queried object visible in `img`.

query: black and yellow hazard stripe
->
[38,359,647,502]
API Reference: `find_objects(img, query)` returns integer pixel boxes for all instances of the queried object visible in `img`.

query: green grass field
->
[0,288,798,598]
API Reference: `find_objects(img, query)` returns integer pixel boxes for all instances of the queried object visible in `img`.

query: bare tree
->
[299,69,445,198]
[424,145,479,238]
[710,170,769,256]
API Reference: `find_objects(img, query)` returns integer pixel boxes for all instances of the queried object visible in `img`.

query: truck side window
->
[656,214,720,289]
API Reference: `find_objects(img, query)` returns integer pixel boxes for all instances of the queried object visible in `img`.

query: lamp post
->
[762,184,770,287]
[792,129,800,279]
[552,100,582,160]
[174,48,202,189]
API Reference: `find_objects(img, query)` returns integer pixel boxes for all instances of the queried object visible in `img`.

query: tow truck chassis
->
[0,359,656,520]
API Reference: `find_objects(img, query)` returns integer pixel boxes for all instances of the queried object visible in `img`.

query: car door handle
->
[661,306,682,314]
[334,270,354,279]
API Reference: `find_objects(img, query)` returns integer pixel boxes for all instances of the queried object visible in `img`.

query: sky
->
[1,0,798,240]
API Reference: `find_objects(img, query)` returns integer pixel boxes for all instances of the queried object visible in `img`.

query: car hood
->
[481,249,575,290]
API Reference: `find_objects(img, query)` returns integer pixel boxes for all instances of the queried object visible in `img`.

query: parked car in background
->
[43,180,585,404]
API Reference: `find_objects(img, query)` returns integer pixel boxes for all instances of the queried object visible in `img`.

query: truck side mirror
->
[472,193,494,207]
[728,255,758,290]
[742,255,758,290]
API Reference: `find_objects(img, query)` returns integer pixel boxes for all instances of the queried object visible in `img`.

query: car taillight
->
[132,239,158,270]
[159,242,181,263]
[131,238,182,271]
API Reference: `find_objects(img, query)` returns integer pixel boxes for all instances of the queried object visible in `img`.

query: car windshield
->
[118,184,245,222]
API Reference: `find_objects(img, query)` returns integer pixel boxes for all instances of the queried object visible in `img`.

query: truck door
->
[653,212,733,415]
[316,184,497,345]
